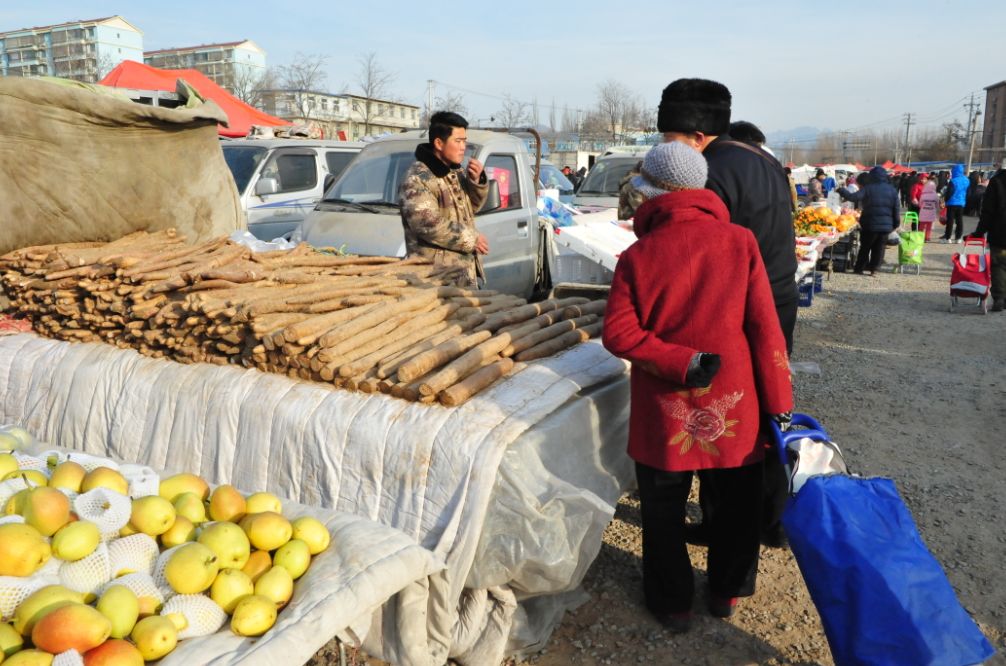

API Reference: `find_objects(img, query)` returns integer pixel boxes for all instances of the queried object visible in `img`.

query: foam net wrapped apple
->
[0,431,332,664]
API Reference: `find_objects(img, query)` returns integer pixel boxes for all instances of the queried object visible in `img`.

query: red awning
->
[881,160,896,170]
[100,60,291,138]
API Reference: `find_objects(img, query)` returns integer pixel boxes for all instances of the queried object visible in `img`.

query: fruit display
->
[793,206,859,238]
[0,431,332,665]
[0,230,606,407]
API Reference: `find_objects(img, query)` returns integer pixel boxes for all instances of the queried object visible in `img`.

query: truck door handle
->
[517,220,528,229]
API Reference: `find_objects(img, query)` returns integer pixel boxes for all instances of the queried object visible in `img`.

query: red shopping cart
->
[949,236,991,314]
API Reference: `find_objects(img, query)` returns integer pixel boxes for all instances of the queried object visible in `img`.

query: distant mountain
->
[765,126,828,146]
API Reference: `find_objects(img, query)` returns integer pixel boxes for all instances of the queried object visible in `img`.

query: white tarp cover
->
[0,333,631,665]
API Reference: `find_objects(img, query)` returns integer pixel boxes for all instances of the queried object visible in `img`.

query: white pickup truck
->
[298,129,627,299]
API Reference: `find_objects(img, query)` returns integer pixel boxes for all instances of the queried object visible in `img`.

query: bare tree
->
[231,67,277,109]
[95,53,117,81]
[277,52,329,119]
[561,104,576,133]
[496,93,530,128]
[355,52,396,136]
[420,90,468,125]
[596,79,632,142]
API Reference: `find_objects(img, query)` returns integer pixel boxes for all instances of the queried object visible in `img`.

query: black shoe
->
[708,596,738,618]
[761,525,789,549]
[992,300,1004,312]
[653,611,692,634]
[684,522,710,546]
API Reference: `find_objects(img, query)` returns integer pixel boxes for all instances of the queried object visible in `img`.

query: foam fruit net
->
[53,650,84,666]
[73,488,132,538]
[108,534,160,577]
[100,571,165,606]
[0,575,59,622]
[59,543,112,596]
[162,594,229,639]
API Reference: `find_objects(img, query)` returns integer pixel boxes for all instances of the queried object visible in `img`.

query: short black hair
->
[729,120,766,145]
[429,111,468,145]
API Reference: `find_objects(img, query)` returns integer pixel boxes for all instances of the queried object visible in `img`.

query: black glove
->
[771,411,793,432]
[684,353,721,388]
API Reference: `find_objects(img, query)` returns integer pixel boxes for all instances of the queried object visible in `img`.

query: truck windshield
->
[325,141,480,204]
[539,163,574,193]
[222,145,268,195]
[578,158,640,196]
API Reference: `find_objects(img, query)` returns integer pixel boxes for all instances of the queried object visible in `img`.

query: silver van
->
[572,147,651,210]
[221,139,365,240]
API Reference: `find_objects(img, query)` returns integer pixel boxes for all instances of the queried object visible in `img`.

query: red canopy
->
[881,160,896,170]
[100,60,291,138]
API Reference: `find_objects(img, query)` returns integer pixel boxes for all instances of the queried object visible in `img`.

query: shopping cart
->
[949,236,991,314]
[896,212,924,274]
[772,414,995,666]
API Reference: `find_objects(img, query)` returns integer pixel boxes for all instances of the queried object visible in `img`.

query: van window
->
[221,145,268,195]
[484,155,521,210]
[578,158,640,196]
[261,151,318,193]
[325,151,356,181]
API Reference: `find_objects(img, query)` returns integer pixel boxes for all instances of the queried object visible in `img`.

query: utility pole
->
[901,113,915,166]
[426,80,434,122]
[964,93,981,174]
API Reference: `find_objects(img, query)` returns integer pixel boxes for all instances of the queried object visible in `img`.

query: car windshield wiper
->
[578,190,605,195]
[322,198,382,213]
[357,200,401,208]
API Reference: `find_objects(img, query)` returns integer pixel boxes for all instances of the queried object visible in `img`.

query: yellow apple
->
[164,542,219,594]
[208,484,246,522]
[81,468,128,495]
[291,516,331,555]
[130,616,177,661]
[96,585,139,639]
[198,521,250,570]
[51,520,100,561]
[230,595,277,637]
[239,512,292,551]
[128,496,176,537]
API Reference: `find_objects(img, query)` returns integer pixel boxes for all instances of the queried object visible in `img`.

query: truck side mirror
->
[255,177,279,196]
[479,179,502,213]
[323,173,336,194]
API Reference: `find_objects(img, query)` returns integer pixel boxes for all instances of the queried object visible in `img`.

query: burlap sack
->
[0,77,242,255]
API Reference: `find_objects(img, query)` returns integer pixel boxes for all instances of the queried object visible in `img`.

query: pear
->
[128,496,176,537]
[4,488,30,515]
[208,484,246,522]
[198,521,250,569]
[130,616,177,661]
[291,516,331,555]
[82,638,145,666]
[22,487,71,536]
[0,523,51,577]
[172,492,207,524]
[2,426,32,449]
[0,452,18,477]
[47,461,87,493]
[159,514,197,548]
[272,539,311,580]
[13,585,85,636]
[136,594,162,618]
[210,568,255,614]
[118,523,139,537]
[4,650,55,665]
[241,549,273,583]
[158,473,209,502]
[51,520,100,561]
[31,602,111,654]
[81,467,128,495]
[164,542,219,594]
[244,492,282,515]
[254,565,294,609]
[0,621,24,656]
[2,470,47,487]
[239,511,292,551]
[96,585,140,639]
[230,594,277,637]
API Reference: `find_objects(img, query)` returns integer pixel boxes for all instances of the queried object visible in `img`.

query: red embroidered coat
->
[602,190,793,472]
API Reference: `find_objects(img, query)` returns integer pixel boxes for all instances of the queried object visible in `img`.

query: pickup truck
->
[298,129,556,299]
[222,139,364,241]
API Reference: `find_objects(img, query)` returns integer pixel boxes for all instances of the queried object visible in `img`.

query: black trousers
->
[943,206,964,240]
[775,297,797,355]
[636,461,762,614]
[854,230,889,272]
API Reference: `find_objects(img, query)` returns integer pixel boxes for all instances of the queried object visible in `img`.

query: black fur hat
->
[657,79,732,135]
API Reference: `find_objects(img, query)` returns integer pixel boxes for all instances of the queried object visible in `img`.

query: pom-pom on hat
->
[631,142,709,200]
[657,78,732,135]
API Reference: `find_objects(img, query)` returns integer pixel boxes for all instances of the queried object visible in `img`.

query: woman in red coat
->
[603,141,793,633]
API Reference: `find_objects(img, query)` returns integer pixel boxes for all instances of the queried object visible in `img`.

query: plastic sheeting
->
[0,333,631,664]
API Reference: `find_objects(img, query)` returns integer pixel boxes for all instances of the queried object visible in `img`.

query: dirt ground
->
[314,216,1006,665]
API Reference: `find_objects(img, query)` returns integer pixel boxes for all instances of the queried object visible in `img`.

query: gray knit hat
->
[630,142,708,200]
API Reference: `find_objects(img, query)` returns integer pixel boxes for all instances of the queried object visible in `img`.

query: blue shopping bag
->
[774,417,995,666]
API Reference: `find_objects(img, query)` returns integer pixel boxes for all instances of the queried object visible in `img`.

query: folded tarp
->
[0,333,631,665]
[0,76,242,255]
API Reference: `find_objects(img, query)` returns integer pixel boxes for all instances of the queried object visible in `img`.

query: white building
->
[144,39,266,94]
[262,89,420,139]
[0,15,143,82]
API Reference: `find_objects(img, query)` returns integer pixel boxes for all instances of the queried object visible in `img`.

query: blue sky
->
[4,1,1003,136]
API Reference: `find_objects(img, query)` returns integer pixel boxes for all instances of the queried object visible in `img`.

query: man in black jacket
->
[655,78,798,550]
[974,163,1006,311]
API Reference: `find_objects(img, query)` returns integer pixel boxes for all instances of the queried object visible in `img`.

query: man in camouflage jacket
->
[399,111,489,287]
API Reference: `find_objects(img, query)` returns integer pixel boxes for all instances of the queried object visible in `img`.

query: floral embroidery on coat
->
[662,386,744,456]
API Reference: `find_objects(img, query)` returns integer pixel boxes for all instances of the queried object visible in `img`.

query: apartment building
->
[144,40,266,94]
[0,15,143,82]
[261,90,420,139]
[981,81,1006,164]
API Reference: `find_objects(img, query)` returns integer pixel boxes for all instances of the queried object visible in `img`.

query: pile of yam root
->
[0,230,605,406]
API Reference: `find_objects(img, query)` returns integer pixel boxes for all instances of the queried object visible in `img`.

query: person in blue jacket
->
[941,164,970,243]
[837,166,900,275]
